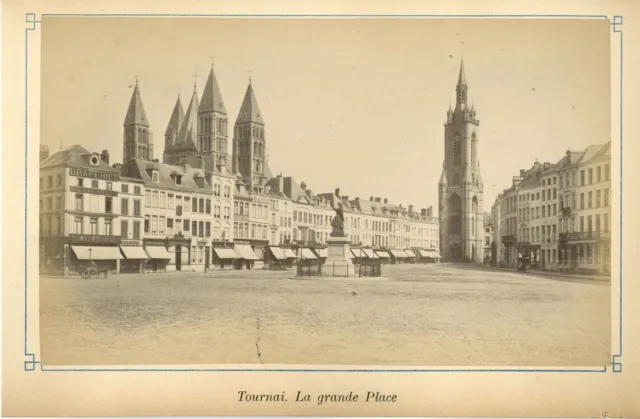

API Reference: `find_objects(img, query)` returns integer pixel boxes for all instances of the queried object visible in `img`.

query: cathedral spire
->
[124,79,150,127]
[455,58,468,106]
[199,64,227,114]
[457,58,467,88]
[236,81,264,125]
[165,94,184,137]
[177,87,199,146]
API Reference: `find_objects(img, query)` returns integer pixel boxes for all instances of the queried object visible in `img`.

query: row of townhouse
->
[492,142,611,274]
[38,145,440,275]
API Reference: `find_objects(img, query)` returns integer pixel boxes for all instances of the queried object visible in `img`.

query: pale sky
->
[41,17,610,214]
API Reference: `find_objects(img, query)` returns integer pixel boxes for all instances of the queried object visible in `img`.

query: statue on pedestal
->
[330,188,345,237]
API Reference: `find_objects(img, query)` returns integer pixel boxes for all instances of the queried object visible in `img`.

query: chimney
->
[421,208,427,217]
[427,206,433,217]
[408,204,414,213]
[205,171,212,185]
[279,175,284,192]
[355,197,360,201]
[383,198,388,204]
[520,169,525,177]
[300,181,307,191]
[369,196,374,201]
[100,149,110,165]
[39,145,49,162]
[374,197,381,203]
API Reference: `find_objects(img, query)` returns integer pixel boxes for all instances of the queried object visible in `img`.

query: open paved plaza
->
[39,264,611,367]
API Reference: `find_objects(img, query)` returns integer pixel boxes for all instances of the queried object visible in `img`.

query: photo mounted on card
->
[2,1,637,417]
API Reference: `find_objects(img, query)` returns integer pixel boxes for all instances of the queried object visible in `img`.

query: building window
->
[453,139,461,166]
[159,216,165,235]
[145,190,151,207]
[144,215,150,233]
[224,206,230,219]
[597,166,602,182]
[192,197,197,212]
[580,193,584,210]
[89,218,98,235]
[151,216,158,234]
[596,190,601,207]
[91,179,98,189]
[191,246,197,263]
[588,168,593,184]
[215,205,221,218]
[134,200,141,216]
[121,198,129,216]
[122,184,129,193]
[224,185,230,197]
[183,219,190,232]
[57,174,62,186]
[134,186,141,195]
[77,178,84,187]
[588,191,592,208]
[105,197,113,213]
[47,176,53,188]
[159,192,166,208]
[47,197,52,209]
[152,171,159,182]
[580,170,585,186]
[106,182,113,191]
[206,199,211,214]
[192,221,198,236]
[168,194,174,209]
[604,188,609,206]
[184,197,190,212]
[605,164,610,181]
[133,221,140,239]
[121,220,128,238]
[74,216,83,234]
[152,191,158,207]
[75,194,83,210]
[604,213,609,232]
[206,222,211,237]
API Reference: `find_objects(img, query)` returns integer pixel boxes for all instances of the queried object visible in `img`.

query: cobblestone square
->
[39,264,610,367]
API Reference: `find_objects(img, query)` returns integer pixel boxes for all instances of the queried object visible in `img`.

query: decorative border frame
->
[24,13,624,374]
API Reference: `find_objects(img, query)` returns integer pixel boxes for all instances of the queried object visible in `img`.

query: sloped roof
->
[235,82,264,124]
[40,145,116,172]
[198,66,227,115]
[165,95,184,137]
[123,81,150,127]
[577,144,604,164]
[120,158,212,193]
[177,88,199,146]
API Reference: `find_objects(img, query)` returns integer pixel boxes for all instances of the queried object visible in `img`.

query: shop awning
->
[390,249,407,258]
[301,248,317,260]
[71,246,123,260]
[362,248,379,259]
[213,248,238,259]
[404,250,416,258]
[315,248,328,258]
[351,249,363,258]
[234,244,260,260]
[283,249,297,259]
[430,251,442,258]
[145,246,172,260]
[269,247,286,260]
[375,250,390,258]
[417,249,430,257]
[120,246,148,259]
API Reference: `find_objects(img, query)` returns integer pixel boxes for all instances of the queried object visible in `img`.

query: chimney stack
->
[374,197,381,203]
[100,149,110,165]
[369,196,374,201]
[279,175,284,192]
[204,171,212,185]
[520,169,525,177]
[408,204,414,213]
[40,145,50,162]
[383,198,388,204]
[427,206,433,217]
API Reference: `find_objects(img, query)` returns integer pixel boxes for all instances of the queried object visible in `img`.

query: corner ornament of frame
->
[26,13,41,31]
[611,15,623,33]
[24,353,40,372]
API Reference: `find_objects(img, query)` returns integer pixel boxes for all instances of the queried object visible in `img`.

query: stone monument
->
[321,188,356,277]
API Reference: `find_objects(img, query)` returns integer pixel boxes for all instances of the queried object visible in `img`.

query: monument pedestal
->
[321,236,356,277]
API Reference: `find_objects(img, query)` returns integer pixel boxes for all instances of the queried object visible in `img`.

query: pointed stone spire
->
[165,94,185,136]
[236,81,264,124]
[177,86,199,145]
[199,65,227,114]
[457,58,467,87]
[124,79,150,127]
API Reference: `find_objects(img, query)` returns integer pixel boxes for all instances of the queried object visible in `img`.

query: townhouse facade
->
[494,142,612,273]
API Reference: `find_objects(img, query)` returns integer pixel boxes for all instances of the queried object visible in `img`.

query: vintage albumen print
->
[3,1,639,416]
[36,17,612,368]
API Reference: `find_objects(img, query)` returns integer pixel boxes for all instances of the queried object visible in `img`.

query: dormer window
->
[89,154,100,166]
[176,175,182,185]
[151,171,159,182]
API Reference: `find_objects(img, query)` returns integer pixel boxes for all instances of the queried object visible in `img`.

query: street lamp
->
[88,247,92,261]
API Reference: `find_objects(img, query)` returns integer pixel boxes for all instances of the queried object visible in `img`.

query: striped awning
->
[315,248,328,258]
[301,248,317,260]
[269,247,286,260]
[213,248,238,259]
[404,249,417,258]
[390,249,407,258]
[119,246,148,259]
[375,250,391,258]
[362,248,379,259]
[72,246,123,260]
[234,245,260,260]
[283,249,297,259]
[145,246,172,260]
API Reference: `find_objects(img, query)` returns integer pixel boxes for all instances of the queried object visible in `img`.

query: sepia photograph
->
[35,16,614,368]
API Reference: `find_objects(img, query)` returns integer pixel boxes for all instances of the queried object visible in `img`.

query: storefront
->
[266,246,287,269]
[389,249,408,264]
[68,234,122,275]
[119,239,147,273]
[374,249,391,264]
[143,238,172,272]
[404,249,417,263]
[233,244,260,270]
[212,246,237,269]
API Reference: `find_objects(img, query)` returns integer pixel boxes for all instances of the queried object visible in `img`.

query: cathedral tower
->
[198,65,229,170]
[123,80,154,161]
[438,59,484,262]
[232,79,266,190]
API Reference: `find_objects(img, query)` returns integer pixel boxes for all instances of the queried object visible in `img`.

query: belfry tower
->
[438,58,484,262]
